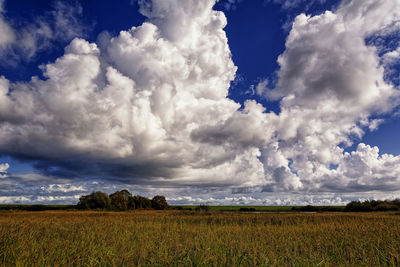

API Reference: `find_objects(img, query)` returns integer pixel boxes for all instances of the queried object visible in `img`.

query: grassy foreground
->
[0,211,399,266]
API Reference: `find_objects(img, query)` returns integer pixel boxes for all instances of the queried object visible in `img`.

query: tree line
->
[292,199,400,212]
[344,199,400,212]
[77,190,169,211]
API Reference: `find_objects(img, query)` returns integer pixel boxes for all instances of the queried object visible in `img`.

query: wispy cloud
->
[268,0,328,10]
[0,0,87,65]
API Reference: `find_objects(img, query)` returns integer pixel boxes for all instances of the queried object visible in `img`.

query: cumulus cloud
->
[0,0,267,189]
[254,0,400,192]
[0,0,400,204]
[383,46,400,66]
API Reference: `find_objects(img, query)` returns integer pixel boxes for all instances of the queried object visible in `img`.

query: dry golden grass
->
[0,210,399,266]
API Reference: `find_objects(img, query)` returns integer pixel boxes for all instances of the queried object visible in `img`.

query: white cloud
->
[0,196,30,204]
[336,143,400,190]
[40,184,85,193]
[255,79,269,96]
[0,0,267,189]
[218,0,243,11]
[0,195,81,204]
[0,162,9,175]
[254,0,400,192]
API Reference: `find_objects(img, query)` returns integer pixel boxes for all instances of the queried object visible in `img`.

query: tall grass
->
[0,211,399,266]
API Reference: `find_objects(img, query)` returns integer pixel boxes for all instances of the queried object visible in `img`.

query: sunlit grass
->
[0,211,399,266]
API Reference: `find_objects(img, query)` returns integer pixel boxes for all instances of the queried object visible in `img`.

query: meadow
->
[0,210,399,266]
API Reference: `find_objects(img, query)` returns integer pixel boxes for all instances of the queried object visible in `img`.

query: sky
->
[0,0,400,205]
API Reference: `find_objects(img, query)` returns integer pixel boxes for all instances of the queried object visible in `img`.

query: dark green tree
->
[110,189,132,210]
[345,199,400,212]
[151,195,169,210]
[131,195,152,209]
[77,191,111,210]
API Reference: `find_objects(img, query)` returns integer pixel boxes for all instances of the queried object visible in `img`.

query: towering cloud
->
[0,0,267,188]
[257,0,400,191]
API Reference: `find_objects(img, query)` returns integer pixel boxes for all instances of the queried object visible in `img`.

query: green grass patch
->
[0,211,399,266]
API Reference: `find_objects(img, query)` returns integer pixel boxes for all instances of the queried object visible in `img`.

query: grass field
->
[1,210,399,266]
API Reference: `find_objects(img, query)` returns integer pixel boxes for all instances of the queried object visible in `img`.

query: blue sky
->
[0,0,400,205]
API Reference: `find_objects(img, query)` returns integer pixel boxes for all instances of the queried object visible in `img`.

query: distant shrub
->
[77,191,111,210]
[151,195,169,210]
[25,205,47,211]
[345,199,400,212]
[76,191,169,211]
[291,205,345,212]
[239,207,256,212]
[172,206,193,211]
[110,189,132,210]
[298,205,318,212]
[130,195,152,209]
[195,205,210,212]
[375,203,398,211]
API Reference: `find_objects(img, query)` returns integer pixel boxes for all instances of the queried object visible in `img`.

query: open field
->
[1,211,399,266]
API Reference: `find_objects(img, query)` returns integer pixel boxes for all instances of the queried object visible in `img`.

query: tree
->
[131,195,152,209]
[110,189,132,210]
[345,199,400,212]
[77,191,111,210]
[151,195,169,210]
